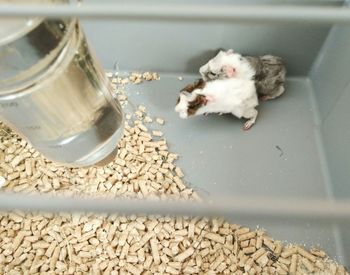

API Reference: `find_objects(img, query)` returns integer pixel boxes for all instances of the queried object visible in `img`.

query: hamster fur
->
[199,49,255,81]
[199,49,286,101]
[175,78,259,130]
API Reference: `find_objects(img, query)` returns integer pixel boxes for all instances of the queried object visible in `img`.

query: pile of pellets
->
[0,72,348,275]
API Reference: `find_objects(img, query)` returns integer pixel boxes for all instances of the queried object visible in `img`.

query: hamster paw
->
[243,120,255,131]
[259,87,285,101]
[259,95,274,101]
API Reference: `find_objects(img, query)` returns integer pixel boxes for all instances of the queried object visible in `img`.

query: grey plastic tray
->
[1,0,349,266]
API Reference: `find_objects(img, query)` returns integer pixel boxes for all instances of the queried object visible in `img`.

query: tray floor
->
[124,73,343,261]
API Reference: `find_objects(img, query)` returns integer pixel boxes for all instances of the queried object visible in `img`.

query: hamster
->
[175,78,259,130]
[199,49,286,101]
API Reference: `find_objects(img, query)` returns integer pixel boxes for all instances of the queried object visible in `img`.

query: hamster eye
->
[209,72,217,77]
[239,57,243,61]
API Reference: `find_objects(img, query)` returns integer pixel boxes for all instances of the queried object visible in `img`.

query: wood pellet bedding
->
[0,72,348,275]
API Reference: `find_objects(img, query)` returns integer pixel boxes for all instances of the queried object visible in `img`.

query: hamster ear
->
[197,78,204,85]
[222,65,236,77]
[226,49,234,55]
[219,50,226,55]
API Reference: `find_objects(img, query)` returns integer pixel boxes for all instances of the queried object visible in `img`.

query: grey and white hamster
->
[199,49,286,101]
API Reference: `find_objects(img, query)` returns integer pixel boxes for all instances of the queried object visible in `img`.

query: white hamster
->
[175,78,259,130]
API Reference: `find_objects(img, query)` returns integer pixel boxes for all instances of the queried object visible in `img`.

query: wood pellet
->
[0,73,348,274]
